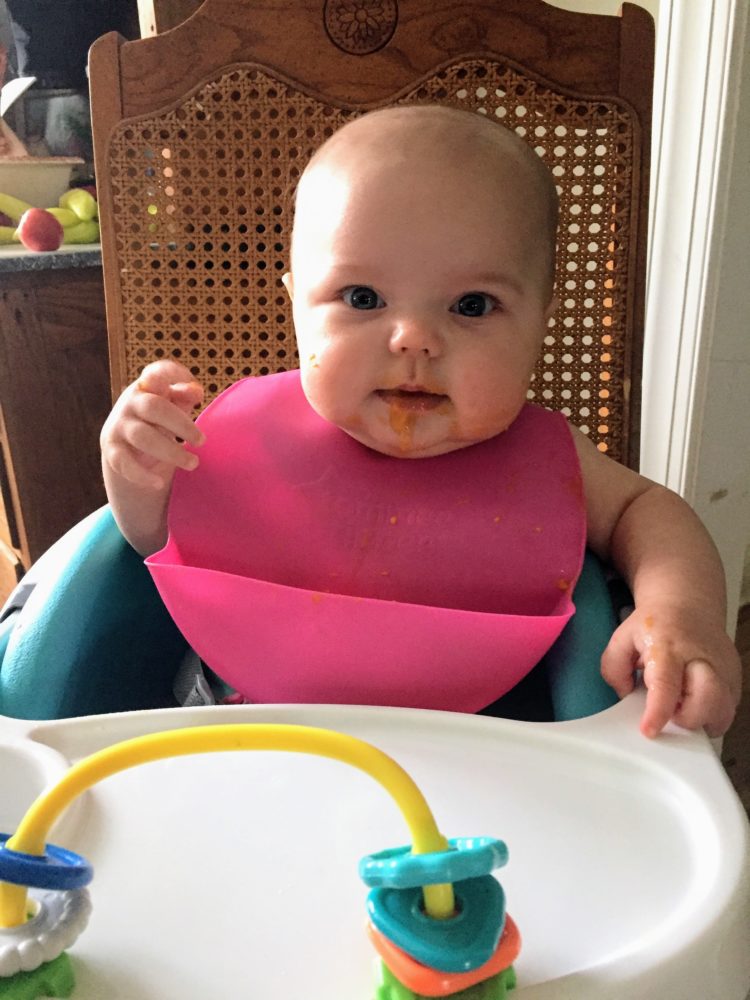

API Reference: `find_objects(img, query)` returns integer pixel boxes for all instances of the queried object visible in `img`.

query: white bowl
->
[0,157,84,209]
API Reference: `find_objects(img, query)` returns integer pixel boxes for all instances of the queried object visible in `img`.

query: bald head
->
[294,105,559,295]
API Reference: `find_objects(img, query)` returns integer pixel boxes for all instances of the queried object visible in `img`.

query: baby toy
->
[0,724,519,999]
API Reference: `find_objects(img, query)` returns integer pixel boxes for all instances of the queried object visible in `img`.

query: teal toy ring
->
[367,874,506,972]
[359,836,508,888]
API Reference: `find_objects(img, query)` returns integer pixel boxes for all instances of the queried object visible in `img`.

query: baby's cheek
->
[299,361,329,414]
[300,362,353,427]
[301,349,321,371]
[458,394,523,441]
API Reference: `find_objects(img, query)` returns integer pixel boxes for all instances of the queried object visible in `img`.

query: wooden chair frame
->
[90,0,653,468]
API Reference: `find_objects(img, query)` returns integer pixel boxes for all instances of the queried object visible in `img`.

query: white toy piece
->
[0,888,91,977]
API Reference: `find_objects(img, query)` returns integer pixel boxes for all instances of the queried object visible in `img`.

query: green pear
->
[59,188,98,222]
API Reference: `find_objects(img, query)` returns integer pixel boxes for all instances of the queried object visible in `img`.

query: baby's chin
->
[339,423,491,459]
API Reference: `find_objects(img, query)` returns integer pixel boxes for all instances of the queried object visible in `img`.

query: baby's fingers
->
[672,660,737,738]
[137,361,203,413]
[105,441,170,490]
[130,390,204,448]
[600,625,638,698]
[121,418,200,472]
[640,649,684,738]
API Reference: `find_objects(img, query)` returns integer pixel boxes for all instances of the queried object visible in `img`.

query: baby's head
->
[283,105,559,458]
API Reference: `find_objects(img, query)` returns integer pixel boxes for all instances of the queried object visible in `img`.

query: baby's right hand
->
[100,360,205,491]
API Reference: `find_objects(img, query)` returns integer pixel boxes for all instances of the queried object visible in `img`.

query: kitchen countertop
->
[0,243,102,272]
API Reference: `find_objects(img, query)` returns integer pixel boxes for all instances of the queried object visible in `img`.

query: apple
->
[16,208,64,252]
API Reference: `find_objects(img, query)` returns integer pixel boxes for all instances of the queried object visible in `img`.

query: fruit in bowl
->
[0,157,84,208]
[15,208,65,251]
[0,187,100,250]
[59,187,98,222]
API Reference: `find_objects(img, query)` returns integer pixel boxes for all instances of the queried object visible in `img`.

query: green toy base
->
[374,961,516,999]
[0,953,75,1000]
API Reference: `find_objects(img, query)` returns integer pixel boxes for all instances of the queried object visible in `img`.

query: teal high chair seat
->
[0,506,619,721]
[0,508,186,718]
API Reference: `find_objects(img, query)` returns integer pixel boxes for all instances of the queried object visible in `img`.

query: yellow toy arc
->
[0,723,454,928]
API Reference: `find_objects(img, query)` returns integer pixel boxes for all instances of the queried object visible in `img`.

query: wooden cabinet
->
[0,255,111,602]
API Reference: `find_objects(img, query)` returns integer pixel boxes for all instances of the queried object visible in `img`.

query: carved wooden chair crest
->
[90,0,654,467]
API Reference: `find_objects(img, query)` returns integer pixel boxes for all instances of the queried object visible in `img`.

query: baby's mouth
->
[376,386,450,412]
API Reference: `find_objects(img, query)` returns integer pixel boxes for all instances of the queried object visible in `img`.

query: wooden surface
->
[107,1,652,114]
[0,267,110,597]
[89,0,654,471]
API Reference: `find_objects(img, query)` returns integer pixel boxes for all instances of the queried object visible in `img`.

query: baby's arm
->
[100,360,204,556]
[575,431,741,738]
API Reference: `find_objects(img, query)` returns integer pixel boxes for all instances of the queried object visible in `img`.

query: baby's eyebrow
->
[324,263,378,276]
[465,272,524,295]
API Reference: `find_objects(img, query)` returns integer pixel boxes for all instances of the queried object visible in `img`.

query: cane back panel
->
[91,1,654,467]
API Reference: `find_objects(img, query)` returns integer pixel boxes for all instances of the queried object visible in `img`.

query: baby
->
[100,105,741,738]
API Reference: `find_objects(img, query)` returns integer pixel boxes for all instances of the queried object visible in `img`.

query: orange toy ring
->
[366,912,521,997]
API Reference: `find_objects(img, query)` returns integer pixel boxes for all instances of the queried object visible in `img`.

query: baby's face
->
[285,147,555,458]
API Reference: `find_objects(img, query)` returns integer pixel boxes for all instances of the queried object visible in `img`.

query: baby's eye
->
[341,286,385,310]
[451,293,498,318]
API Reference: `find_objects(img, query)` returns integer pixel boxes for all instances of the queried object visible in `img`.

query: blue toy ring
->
[359,836,508,888]
[0,833,93,890]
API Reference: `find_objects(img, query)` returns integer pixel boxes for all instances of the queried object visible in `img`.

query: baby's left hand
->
[600,605,742,738]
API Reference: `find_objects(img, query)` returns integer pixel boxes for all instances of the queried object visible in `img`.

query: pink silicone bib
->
[147,371,586,711]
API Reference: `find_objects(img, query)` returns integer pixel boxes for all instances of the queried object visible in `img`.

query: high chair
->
[0,2,748,998]
[2,0,656,715]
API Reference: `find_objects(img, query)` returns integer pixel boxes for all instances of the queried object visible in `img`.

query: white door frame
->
[642,0,750,628]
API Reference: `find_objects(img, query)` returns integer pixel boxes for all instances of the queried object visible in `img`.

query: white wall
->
[547,0,658,23]
[686,7,750,619]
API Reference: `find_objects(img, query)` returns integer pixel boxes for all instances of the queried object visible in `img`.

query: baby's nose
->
[389,316,443,357]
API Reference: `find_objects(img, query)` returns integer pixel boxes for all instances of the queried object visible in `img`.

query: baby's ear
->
[281,271,294,301]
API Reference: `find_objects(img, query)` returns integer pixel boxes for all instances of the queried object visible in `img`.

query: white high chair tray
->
[1,693,748,1000]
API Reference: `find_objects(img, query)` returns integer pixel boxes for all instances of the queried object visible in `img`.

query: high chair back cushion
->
[90,0,654,469]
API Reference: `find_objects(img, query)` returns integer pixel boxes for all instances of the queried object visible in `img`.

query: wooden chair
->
[89,0,653,468]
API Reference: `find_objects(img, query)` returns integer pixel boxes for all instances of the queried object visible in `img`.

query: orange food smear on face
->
[389,515,398,525]
[645,614,654,629]
[388,404,418,452]
[556,578,570,591]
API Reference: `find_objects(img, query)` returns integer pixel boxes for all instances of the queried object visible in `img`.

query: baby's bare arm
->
[575,430,741,737]
[100,360,204,556]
